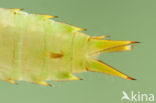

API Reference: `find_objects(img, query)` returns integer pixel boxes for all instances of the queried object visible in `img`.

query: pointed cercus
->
[0,8,139,86]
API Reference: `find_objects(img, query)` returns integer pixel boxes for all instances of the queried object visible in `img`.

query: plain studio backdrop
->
[0,0,155,103]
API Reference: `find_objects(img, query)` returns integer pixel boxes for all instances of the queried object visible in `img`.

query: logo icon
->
[121,91,130,101]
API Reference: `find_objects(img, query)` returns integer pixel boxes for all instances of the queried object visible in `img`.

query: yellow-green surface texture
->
[0,0,155,103]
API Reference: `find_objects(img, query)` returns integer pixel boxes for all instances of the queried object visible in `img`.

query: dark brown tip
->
[131,41,140,44]
[105,35,111,38]
[82,28,87,31]
[79,78,83,80]
[53,16,58,18]
[85,67,89,71]
[20,8,24,11]
[127,76,136,80]
[48,84,52,87]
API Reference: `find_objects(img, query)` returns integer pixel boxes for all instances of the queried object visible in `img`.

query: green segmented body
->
[0,8,138,86]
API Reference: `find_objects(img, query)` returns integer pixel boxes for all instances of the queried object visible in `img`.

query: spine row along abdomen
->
[0,8,138,86]
[0,8,82,85]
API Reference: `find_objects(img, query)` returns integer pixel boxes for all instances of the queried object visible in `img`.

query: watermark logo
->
[121,91,155,102]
